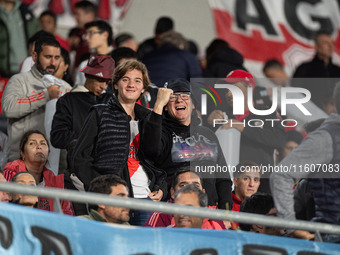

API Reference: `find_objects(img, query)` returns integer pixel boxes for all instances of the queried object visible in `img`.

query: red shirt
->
[145,200,225,230]
[231,192,242,229]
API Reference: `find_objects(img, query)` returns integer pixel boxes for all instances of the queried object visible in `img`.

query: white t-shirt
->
[128,120,151,198]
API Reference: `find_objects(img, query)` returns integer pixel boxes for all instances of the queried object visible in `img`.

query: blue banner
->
[0,202,339,255]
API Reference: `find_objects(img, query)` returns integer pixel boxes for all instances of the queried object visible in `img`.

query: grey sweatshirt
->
[270,114,339,228]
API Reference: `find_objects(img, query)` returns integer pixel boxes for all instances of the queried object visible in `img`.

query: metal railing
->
[1,182,340,239]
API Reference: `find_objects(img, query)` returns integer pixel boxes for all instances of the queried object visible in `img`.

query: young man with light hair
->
[231,160,261,229]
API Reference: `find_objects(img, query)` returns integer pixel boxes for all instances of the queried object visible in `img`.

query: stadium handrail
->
[0,182,339,237]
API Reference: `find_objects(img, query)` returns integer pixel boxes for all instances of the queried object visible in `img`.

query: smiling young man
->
[72,60,167,225]
[141,78,233,210]
[2,36,72,162]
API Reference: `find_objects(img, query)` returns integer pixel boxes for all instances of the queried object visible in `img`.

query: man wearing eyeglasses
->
[75,20,114,87]
[141,78,233,210]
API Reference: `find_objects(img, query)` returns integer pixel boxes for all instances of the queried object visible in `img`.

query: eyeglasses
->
[169,93,191,102]
[83,30,103,38]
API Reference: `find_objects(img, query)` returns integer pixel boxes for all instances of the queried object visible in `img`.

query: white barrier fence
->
[0,182,339,238]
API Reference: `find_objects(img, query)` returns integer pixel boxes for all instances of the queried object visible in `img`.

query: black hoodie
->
[141,110,233,209]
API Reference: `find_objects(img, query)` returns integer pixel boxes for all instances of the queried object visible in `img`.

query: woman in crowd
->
[3,130,74,215]
[72,60,167,225]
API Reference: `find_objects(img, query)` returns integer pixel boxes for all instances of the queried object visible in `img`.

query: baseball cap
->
[81,54,115,80]
[224,69,256,88]
[164,78,190,92]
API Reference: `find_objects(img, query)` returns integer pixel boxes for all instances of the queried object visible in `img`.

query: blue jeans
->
[129,197,152,226]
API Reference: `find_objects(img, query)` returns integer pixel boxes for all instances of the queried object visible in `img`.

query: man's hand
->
[148,189,163,202]
[221,118,244,132]
[207,110,224,126]
[291,230,315,240]
[47,85,60,99]
[153,88,173,115]
[223,221,231,229]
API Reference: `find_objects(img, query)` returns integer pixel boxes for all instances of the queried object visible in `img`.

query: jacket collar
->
[109,95,150,120]
[31,65,44,80]
[89,209,107,222]
[313,54,333,66]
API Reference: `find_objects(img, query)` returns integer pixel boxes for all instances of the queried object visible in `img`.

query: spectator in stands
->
[232,161,261,211]
[0,172,10,203]
[292,31,340,114]
[141,78,232,209]
[74,0,96,29]
[72,60,166,225]
[231,160,261,229]
[43,46,73,174]
[239,193,280,236]
[110,47,158,109]
[79,174,130,225]
[2,36,72,161]
[74,20,114,86]
[20,30,55,73]
[0,0,39,78]
[277,130,303,162]
[304,118,326,134]
[39,10,69,51]
[271,83,340,242]
[263,59,290,87]
[172,184,207,228]
[84,19,114,55]
[3,130,74,215]
[51,55,114,152]
[208,70,286,194]
[137,16,174,60]
[10,172,38,208]
[56,47,73,87]
[67,27,83,76]
[52,55,114,214]
[203,38,246,78]
[142,31,202,87]
[72,0,96,69]
[145,167,225,229]
[115,33,139,52]
[111,47,137,67]
[293,31,340,78]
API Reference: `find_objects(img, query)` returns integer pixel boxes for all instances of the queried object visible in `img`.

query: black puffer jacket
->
[51,91,112,150]
[72,96,167,197]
